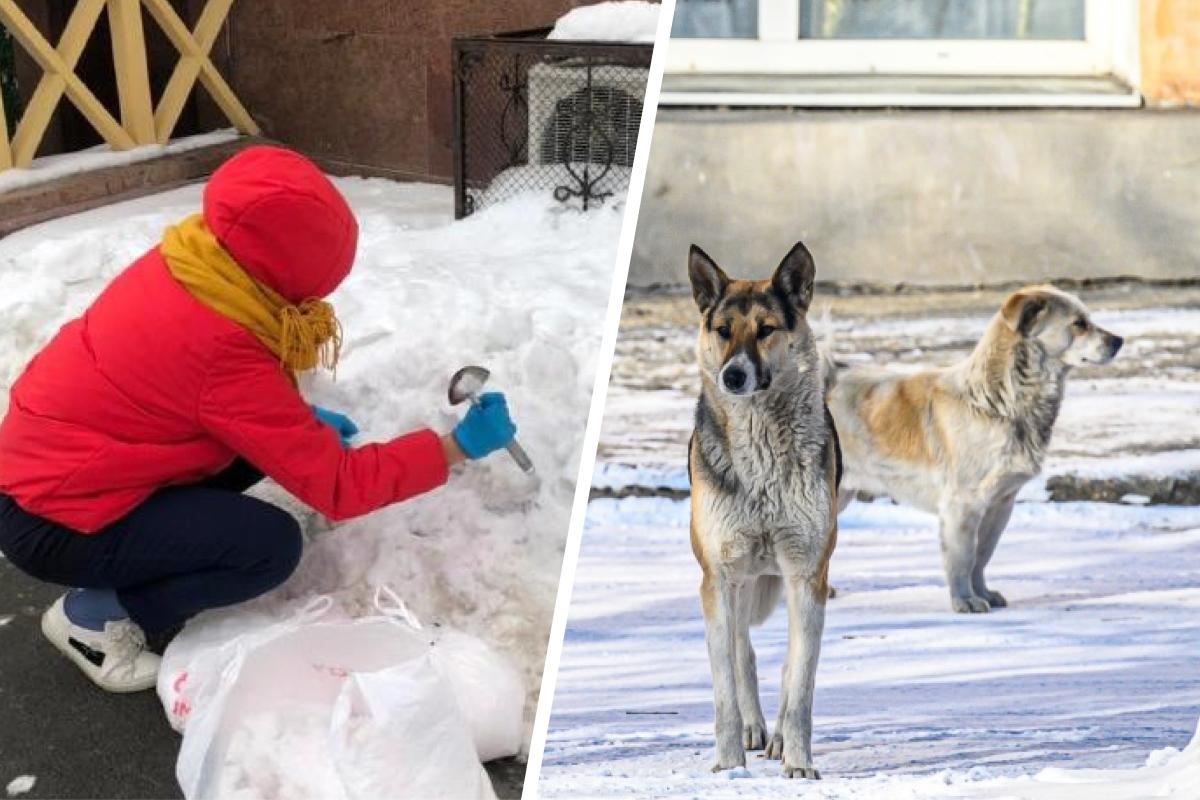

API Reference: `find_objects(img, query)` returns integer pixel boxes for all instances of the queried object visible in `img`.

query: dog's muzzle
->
[1105,333,1124,359]
[719,354,769,396]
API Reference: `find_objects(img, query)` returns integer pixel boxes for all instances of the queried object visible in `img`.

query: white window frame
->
[667,0,1122,77]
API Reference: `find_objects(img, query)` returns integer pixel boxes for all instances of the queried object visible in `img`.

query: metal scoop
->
[448,365,535,474]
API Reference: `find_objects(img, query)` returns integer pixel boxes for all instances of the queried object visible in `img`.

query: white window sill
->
[658,74,1142,108]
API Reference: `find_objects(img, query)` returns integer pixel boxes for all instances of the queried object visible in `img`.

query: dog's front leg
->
[972,495,1016,608]
[734,580,770,751]
[776,571,826,779]
[938,502,989,613]
[701,570,745,771]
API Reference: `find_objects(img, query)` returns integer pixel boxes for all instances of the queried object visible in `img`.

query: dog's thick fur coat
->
[827,285,1123,612]
[687,242,841,779]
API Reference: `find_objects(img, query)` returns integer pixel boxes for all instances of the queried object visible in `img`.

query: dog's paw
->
[711,757,747,773]
[743,721,769,751]
[982,589,1007,608]
[952,595,991,613]
[782,764,821,780]
[763,733,784,760]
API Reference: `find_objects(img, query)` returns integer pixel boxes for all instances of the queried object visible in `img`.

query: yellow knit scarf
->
[161,214,341,379]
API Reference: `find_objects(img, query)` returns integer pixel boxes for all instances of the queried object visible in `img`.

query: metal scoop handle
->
[465,394,535,474]
[504,439,535,473]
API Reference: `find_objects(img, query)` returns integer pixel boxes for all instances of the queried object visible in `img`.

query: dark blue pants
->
[0,460,302,633]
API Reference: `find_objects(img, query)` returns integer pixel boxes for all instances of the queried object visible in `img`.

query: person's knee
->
[247,503,303,586]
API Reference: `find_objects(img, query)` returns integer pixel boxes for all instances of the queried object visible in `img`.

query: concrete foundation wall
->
[630,109,1200,287]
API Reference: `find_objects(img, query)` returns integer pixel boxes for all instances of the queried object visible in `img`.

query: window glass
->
[674,0,759,39]
[800,0,1085,40]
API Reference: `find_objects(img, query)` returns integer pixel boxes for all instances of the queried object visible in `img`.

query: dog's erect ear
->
[771,241,816,314]
[688,245,729,314]
[1001,292,1049,336]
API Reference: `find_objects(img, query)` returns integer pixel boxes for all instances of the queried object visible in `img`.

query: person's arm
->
[197,333,450,521]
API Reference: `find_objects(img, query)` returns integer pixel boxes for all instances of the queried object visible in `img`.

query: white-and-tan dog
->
[688,242,841,779]
[827,285,1123,613]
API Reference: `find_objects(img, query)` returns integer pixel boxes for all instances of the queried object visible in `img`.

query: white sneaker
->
[40,595,161,693]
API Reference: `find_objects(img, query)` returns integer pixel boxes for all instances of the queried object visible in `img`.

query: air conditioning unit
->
[526,59,648,169]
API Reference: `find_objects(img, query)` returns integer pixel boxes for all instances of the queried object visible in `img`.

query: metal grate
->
[452,29,652,219]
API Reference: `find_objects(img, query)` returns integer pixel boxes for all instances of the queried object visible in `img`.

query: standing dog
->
[827,285,1123,613]
[688,242,841,779]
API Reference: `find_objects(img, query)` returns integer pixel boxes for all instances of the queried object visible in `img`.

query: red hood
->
[202,146,358,303]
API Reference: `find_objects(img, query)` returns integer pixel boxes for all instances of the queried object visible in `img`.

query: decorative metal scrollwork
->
[451,33,651,219]
[498,54,529,168]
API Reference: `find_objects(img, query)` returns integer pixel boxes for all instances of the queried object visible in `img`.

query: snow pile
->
[539,496,1200,798]
[0,178,624,780]
[548,1,660,42]
[0,129,239,195]
[4,777,36,798]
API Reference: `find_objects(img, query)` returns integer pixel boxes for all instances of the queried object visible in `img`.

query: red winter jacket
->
[0,146,448,533]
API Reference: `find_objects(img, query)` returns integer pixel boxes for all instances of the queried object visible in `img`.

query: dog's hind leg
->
[734,576,777,751]
[701,570,747,771]
[938,502,990,613]
[972,495,1016,608]
[775,572,827,779]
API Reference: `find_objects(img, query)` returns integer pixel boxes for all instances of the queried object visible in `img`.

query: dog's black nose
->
[723,367,747,392]
[1109,334,1124,355]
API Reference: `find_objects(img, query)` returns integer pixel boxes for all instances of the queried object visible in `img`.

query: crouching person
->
[0,146,516,692]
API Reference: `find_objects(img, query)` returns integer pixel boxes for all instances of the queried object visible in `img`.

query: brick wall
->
[216,0,595,183]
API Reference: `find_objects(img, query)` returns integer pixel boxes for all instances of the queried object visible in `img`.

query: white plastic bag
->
[158,588,525,799]
[331,658,494,799]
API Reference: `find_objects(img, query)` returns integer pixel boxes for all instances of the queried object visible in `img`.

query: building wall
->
[1140,0,1200,105]
[630,109,1200,288]
[216,0,593,183]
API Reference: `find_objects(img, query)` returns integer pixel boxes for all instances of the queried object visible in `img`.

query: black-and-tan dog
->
[827,285,1123,613]
[687,242,841,780]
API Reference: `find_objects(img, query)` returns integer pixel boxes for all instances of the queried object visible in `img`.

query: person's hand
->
[312,405,359,448]
[452,392,516,460]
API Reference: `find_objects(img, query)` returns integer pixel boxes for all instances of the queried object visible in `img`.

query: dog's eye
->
[716,324,731,340]
[1072,317,1088,332]
[757,325,776,340]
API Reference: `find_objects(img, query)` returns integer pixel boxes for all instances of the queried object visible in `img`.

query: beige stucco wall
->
[1140,0,1200,104]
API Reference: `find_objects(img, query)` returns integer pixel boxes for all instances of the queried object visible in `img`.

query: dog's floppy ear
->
[1001,291,1049,336]
[688,245,729,314]
[771,241,816,315]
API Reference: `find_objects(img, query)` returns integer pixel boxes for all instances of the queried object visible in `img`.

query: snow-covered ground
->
[539,286,1200,798]
[539,497,1200,798]
[0,129,239,194]
[0,179,624,773]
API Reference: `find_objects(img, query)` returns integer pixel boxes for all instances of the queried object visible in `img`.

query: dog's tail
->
[748,575,784,627]
[816,304,842,394]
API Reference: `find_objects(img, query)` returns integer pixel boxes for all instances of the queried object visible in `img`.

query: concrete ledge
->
[631,108,1200,287]
[0,138,267,238]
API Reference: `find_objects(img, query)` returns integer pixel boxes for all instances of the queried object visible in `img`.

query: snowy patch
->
[0,129,239,195]
[0,178,624,763]
[539,496,1200,798]
[548,1,660,42]
[4,776,35,798]
[481,165,631,212]
[0,615,12,627]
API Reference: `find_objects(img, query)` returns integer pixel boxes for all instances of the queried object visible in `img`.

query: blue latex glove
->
[453,392,516,460]
[312,405,359,448]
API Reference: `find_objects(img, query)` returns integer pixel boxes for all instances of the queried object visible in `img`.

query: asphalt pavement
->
[0,558,524,798]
